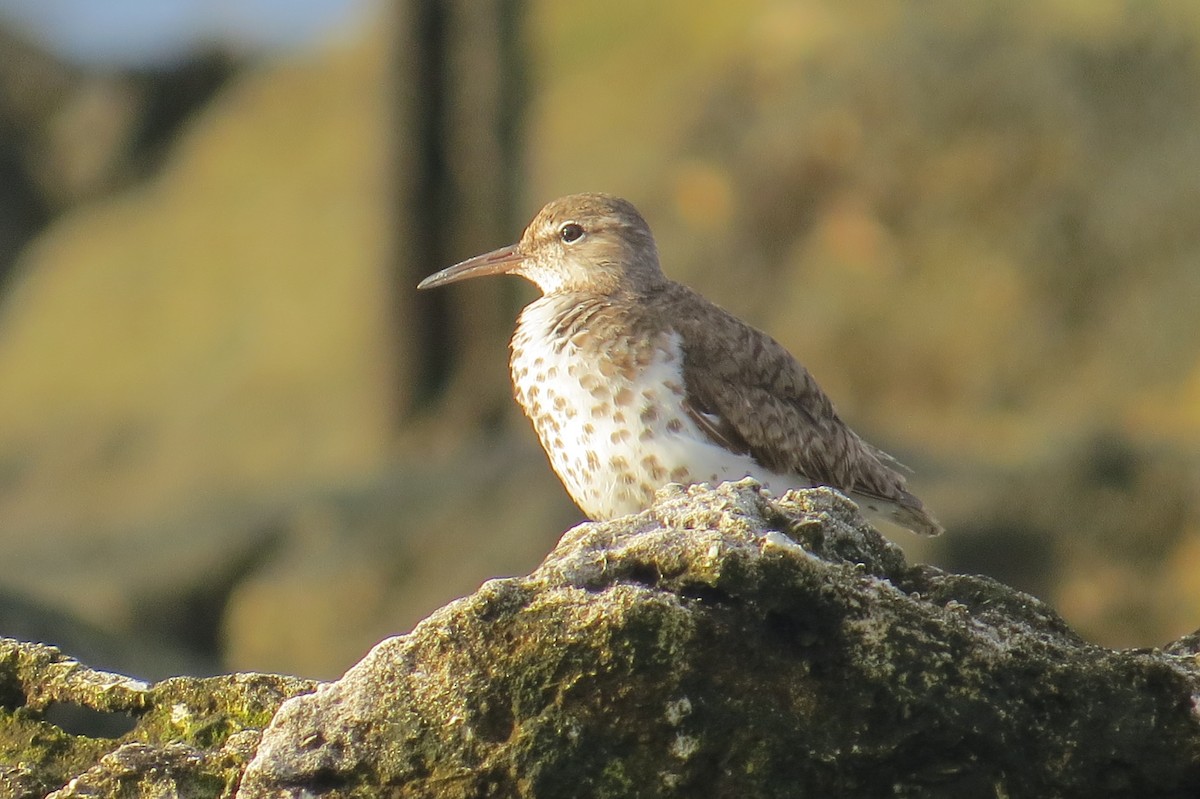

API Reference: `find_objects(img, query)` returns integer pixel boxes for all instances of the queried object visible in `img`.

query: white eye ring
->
[559,223,585,243]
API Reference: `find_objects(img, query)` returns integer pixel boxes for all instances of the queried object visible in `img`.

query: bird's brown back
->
[635,281,937,528]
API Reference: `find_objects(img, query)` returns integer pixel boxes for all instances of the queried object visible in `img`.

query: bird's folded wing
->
[672,305,912,506]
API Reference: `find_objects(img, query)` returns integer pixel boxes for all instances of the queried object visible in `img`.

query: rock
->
[6,481,1200,798]
[237,480,1200,798]
[0,638,315,798]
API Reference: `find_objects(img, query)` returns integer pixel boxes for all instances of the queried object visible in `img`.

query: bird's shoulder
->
[638,282,831,414]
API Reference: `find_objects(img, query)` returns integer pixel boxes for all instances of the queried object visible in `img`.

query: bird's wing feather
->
[659,285,918,508]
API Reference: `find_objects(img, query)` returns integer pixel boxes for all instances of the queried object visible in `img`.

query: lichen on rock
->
[0,638,316,798]
[236,480,1200,798]
[4,481,1200,797]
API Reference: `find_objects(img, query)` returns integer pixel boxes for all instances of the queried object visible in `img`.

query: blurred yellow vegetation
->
[0,37,393,532]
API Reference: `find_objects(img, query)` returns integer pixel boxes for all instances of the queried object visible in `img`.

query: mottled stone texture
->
[238,481,1200,798]
[0,639,315,798]
[6,481,1200,798]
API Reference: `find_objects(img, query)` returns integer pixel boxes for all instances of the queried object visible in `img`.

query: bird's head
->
[417,193,665,296]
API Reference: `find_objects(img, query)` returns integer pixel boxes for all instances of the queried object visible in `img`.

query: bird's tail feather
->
[852,491,944,537]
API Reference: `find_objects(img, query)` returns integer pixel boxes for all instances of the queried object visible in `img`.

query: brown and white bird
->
[418,193,942,536]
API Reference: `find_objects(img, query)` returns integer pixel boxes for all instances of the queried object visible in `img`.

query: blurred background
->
[0,0,1198,682]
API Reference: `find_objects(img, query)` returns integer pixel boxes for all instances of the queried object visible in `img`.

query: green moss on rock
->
[236,481,1200,798]
[6,482,1200,798]
[0,639,315,798]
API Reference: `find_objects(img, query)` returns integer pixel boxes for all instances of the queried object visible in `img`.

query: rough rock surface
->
[5,481,1200,798]
[237,480,1200,798]
[0,638,315,798]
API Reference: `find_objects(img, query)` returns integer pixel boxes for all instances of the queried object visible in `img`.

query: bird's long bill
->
[416,244,523,290]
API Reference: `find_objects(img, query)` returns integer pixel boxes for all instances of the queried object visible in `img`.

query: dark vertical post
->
[389,0,526,426]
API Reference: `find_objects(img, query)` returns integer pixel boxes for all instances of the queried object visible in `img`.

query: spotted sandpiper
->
[418,193,942,536]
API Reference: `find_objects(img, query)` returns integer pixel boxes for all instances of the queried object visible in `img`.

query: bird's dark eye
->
[559,223,585,243]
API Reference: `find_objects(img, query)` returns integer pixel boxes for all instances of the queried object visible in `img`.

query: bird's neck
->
[517,290,664,355]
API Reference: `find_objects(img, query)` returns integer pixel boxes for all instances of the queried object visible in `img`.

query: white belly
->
[510,300,799,520]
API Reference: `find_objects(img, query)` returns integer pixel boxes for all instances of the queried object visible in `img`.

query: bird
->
[417,193,942,536]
